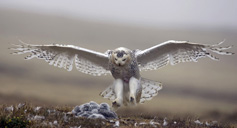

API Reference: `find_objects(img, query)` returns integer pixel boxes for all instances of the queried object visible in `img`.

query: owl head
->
[112,47,131,66]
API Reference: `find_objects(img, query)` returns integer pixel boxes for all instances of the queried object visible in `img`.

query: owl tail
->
[99,78,162,104]
[99,84,116,102]
[139,78,162,104]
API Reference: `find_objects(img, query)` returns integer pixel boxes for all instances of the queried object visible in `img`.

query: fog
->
[1,0,237,29]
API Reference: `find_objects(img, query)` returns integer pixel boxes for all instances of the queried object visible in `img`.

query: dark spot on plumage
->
[116,51,126,58]
[111,67,115,73]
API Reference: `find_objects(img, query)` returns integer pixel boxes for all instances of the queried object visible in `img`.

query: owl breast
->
[109,57,140,83]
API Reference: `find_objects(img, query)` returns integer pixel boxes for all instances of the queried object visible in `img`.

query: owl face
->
[112,47,131,67]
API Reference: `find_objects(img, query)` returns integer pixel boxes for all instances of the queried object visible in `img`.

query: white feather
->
[10,41,110,75]
[136,40,234,71]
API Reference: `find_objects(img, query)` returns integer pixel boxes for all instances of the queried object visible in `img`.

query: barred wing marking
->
[100,85,116,101]
[100,78,162,104]
[10,41,110,76]
[136,40,234,71]
[139,78,162,104]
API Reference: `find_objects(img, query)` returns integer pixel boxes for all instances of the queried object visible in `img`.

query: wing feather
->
[136,40,234,71]
[10,41,110,76]
[100,85,116,101]
[140,78,162,103]
[100,78,162,104]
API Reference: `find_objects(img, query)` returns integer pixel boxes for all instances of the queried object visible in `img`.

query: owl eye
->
[122,59,126,61]
[115,58,118,61]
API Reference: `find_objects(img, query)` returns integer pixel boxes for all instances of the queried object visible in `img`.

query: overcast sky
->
[0,0,237,29]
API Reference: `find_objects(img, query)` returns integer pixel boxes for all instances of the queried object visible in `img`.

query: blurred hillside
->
[0,7,236,120]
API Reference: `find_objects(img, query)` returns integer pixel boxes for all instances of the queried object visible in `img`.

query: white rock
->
[194,120,203,125]
[109,120,115,123]
[63,113,68,122]
[47,109,56,114]
[113,120,119,127]
[139,122,147,125]
[163,118,168,126]
[5,106,14,112]
[134,122,137,127]
[150,119,160,127]
[34,115,45,120]
[53,120,58,125]
[18,103,25,109]
[34,106,41,112]
[212,121,218,124]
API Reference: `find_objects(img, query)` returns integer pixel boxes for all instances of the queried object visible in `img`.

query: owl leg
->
[112,79,123,110]
[129,77,141,105]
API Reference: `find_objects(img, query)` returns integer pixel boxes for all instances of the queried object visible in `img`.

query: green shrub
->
[0,116,30,128]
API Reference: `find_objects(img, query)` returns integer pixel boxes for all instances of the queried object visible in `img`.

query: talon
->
[130,97,134,102]
[112,101,117,106]
[112,100,121,108]
[129,96,137,105]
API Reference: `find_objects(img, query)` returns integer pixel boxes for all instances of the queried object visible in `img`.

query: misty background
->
[0,0,236,120]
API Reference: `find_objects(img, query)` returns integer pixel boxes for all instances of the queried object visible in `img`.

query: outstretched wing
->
[10,41,110,76]
[136,40,234,71]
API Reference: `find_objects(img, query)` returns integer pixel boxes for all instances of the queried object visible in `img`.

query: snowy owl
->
[10,40,233,110]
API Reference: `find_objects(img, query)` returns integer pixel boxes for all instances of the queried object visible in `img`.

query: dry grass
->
[0,103,235,128]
